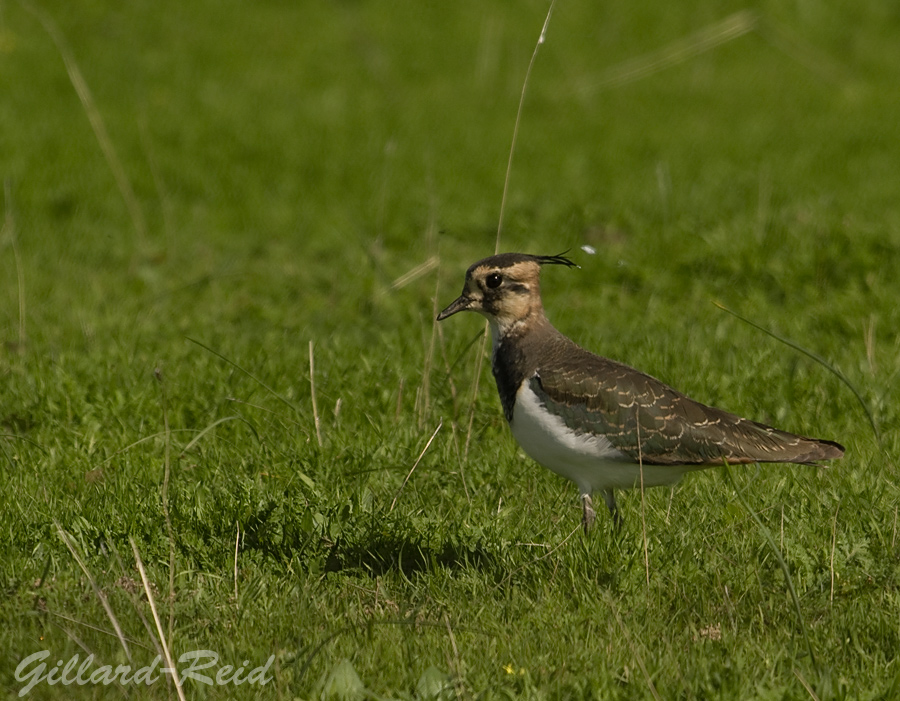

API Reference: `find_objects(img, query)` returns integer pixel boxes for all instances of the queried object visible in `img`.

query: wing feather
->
[531,339,842,466]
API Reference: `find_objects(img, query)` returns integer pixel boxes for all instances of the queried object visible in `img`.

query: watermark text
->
[15,649,274,696]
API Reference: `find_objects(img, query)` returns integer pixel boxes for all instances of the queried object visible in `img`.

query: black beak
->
[436,295,472,321]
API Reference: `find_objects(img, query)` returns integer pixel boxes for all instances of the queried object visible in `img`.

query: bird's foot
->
[581,493,596,534]
[602,489,623,530]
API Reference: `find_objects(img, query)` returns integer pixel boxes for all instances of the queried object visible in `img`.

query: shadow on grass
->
[169,484,619,582]
[323,527,497,577]
[187,495,500,577]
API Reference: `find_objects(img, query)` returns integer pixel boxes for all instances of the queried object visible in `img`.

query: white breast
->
[509,379,688,494]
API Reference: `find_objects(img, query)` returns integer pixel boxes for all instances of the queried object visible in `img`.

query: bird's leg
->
[581,493,596,533]
[602,489,623,530]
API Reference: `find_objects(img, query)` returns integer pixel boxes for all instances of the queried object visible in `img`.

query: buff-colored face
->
[437,259,543,334]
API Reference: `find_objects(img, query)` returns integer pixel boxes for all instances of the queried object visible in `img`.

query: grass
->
[1,0,899,697]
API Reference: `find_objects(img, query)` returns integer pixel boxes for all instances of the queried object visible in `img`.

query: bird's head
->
[437,252,577,338]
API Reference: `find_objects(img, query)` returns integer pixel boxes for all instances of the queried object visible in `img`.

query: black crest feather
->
[534,251,578,268]
[465,251,580,275]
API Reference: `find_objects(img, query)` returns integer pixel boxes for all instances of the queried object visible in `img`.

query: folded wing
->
[531,345,844,466]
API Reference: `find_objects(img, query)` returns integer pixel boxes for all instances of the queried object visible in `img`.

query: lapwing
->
[437,252,844,531]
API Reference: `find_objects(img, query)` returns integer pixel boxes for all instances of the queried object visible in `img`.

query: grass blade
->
[54,522,133,664]
[178,415,259,456]
[309,340,323,447]
[496,0,556,252]
[714,301,879,441]
[130,537,187,701]
[187,336,300,416]
[390,419,443,512]
[17,0,146,247]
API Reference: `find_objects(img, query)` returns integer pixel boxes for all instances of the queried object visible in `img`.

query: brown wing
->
[532,340,844,466]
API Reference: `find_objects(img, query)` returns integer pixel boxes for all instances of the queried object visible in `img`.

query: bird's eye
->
[486,272,502,289]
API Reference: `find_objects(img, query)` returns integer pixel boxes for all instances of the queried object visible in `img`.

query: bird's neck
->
[489,310,557,422]
[487,302,547,349]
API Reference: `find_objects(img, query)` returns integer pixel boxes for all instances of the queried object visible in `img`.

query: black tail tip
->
[805,438,844,462]
[820,439,845,460]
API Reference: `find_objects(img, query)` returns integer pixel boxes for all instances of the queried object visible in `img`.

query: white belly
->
[509,382,689,494]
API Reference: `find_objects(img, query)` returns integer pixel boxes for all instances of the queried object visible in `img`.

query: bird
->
[437,252,844,531]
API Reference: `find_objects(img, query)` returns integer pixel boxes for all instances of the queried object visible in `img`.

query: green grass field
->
[2,0,899,697]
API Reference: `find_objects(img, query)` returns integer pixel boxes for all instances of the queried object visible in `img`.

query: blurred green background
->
[2,0,899,697]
